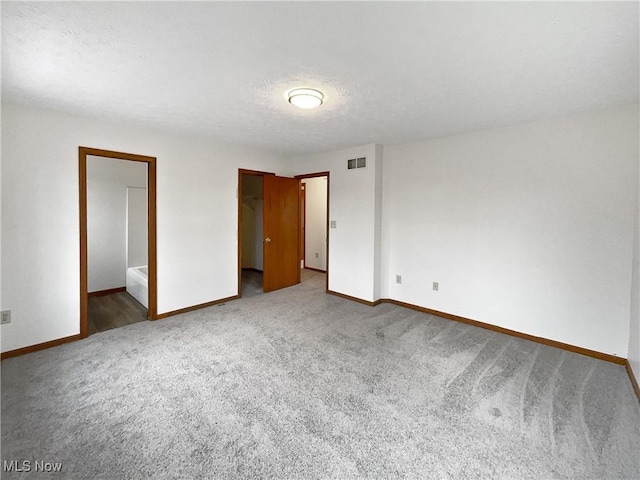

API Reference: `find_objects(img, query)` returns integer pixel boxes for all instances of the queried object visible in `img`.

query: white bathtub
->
[126,266,148,308]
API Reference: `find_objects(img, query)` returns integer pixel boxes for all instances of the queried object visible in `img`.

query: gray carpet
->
[2,270,639,479]
[241,269,264,299]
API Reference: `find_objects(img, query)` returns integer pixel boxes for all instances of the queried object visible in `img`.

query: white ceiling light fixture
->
[288,88,324,109]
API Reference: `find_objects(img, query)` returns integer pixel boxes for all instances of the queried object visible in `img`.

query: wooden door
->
[263,175,301,292]
[300,183,306,268]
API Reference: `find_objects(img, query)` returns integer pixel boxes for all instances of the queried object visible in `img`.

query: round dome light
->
[288,88,324,109]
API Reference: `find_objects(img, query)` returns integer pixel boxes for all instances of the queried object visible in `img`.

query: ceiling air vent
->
[347,157,367,170]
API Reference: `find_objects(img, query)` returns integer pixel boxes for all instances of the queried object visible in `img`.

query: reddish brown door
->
[263,175,301,292]
[300,183,306,268]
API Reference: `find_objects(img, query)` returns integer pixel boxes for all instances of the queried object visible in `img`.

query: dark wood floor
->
[88,291,148,335]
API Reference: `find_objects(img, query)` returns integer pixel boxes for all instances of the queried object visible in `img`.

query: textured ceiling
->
[2,2,638,156]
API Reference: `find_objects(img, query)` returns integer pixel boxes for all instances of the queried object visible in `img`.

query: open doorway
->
[237,169,301,297]
[240,172,265,298]
[297,172,330,291]
[79,147,157,338]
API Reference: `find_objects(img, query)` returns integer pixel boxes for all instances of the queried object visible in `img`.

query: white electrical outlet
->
[396,275,402,284]
[330,221,337,229]
[1,310,11,324]
[433,282,439,291]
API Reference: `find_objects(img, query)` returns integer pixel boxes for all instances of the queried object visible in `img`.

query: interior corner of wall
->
[375,144,384,161]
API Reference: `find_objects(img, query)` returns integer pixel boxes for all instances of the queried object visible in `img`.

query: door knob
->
[264,237,271,243]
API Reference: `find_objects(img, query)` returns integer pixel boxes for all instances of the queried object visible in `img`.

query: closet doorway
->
[239,171,265,297]
[237,169,301,297]
[79,147,157,338]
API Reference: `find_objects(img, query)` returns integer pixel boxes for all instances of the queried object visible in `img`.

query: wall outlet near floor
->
[1,310,11,324]
[315,252,319,258]
[396,275,402,284]
[433,282,439,291]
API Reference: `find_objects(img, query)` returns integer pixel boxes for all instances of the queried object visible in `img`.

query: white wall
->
[87,157,146,292]
[241,202,264,271]
[382,105,639,357]
[127,187,148,269]
[0,111,2,337]
[303,177,327,271]
[1,103,288,353]
[241,175,264,271]
[294,144,382,302]
[241,204,256,268]
[373,144,383,300]
[2,101,638,361]
[629,155,640,380]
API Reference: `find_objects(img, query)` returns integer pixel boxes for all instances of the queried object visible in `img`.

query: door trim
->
[300,183,306,268]
[79,146,158,338]
[295,171,330,292]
